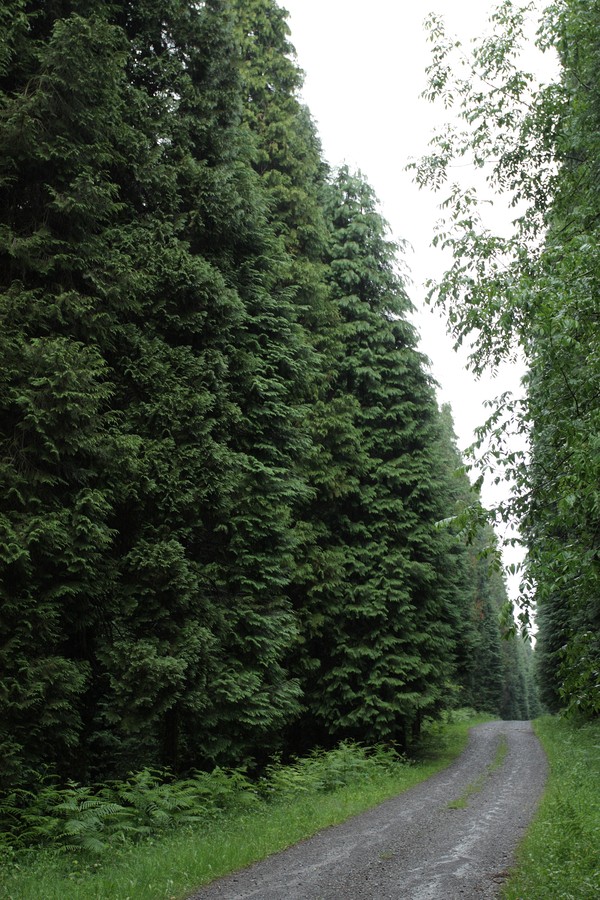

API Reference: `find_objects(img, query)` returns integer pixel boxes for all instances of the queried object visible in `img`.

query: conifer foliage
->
[0,0,518,790]
[0,0,305,783]
[294,168,459,746]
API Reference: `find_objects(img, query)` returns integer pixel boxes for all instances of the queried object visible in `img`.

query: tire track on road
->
[189,721,547,900]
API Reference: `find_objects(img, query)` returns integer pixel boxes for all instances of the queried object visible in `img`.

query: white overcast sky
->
[281,0,557,600]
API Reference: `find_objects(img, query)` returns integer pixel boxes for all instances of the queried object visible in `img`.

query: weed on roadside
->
[503,716,600,900]
[0,712,490,900]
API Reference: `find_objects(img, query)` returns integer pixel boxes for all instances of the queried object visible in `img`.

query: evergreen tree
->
[1,0,549,794]
[427,407,522,719]
[466,529,511,716]
[290,168,461,747]
[232,0,329,257]
[534,587,572,713]
[432,404,485,710]
[419,406,538,720]
[0,0,310,784]
[231,0,354,752]
[1,2,148,785]
[500,635,534,720]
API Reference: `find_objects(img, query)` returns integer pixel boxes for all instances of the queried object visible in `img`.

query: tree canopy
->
[413,0,599,719]
[0,0,535,791]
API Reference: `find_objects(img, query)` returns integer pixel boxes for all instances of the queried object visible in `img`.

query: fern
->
[0,744,409,855]
[114,768,204,833]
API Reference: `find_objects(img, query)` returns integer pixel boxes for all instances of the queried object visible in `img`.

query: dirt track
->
[188,720,547,899]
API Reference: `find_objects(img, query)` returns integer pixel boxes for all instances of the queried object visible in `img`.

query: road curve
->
[188,721,547,900]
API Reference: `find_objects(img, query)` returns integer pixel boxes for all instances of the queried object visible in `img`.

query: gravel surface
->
[189,720,547,900]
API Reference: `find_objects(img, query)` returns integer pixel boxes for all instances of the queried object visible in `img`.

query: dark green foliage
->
[0,0,308,785]
[432,406,490,712]
[0,743,406,855]
[0,0,521,796]
[290,168,465,748]
[1,6,143,785]
[500,637,528,721]
[432,420,539,721]
[458,533,505,716]
[430,408,534,720]
[233,0,329,255]
[535,589,570,713]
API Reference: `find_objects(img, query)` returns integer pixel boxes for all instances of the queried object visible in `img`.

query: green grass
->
[0,711,491,900]
[447,732,508,809]
[503,716,600,900]
[488,733,509,773]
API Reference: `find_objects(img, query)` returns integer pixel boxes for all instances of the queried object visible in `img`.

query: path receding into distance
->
[189,721,547,900]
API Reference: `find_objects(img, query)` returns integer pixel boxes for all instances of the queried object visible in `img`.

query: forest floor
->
[188,721,547,900]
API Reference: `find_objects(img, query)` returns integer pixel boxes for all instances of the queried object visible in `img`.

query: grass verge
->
[503,715,600,900]
[0,711,491,900]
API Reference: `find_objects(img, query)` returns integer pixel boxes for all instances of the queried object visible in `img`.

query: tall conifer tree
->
[231,0,356,742]
[0,0,309,783]
[291,168,460,746]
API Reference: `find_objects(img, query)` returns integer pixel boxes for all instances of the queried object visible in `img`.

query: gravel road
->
[189,720,547,900]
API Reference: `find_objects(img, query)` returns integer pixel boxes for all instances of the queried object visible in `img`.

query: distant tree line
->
[0,0,535,791]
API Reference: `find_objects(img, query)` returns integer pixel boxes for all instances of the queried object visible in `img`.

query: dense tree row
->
[526,0,600,718]
[414,0,599,719]
[0,0,526,791]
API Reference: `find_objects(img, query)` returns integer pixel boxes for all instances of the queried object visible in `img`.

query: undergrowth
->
[0,743,402,856]
[0,710,489,900]
[0,765,260,855]
[503,715,600,900]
